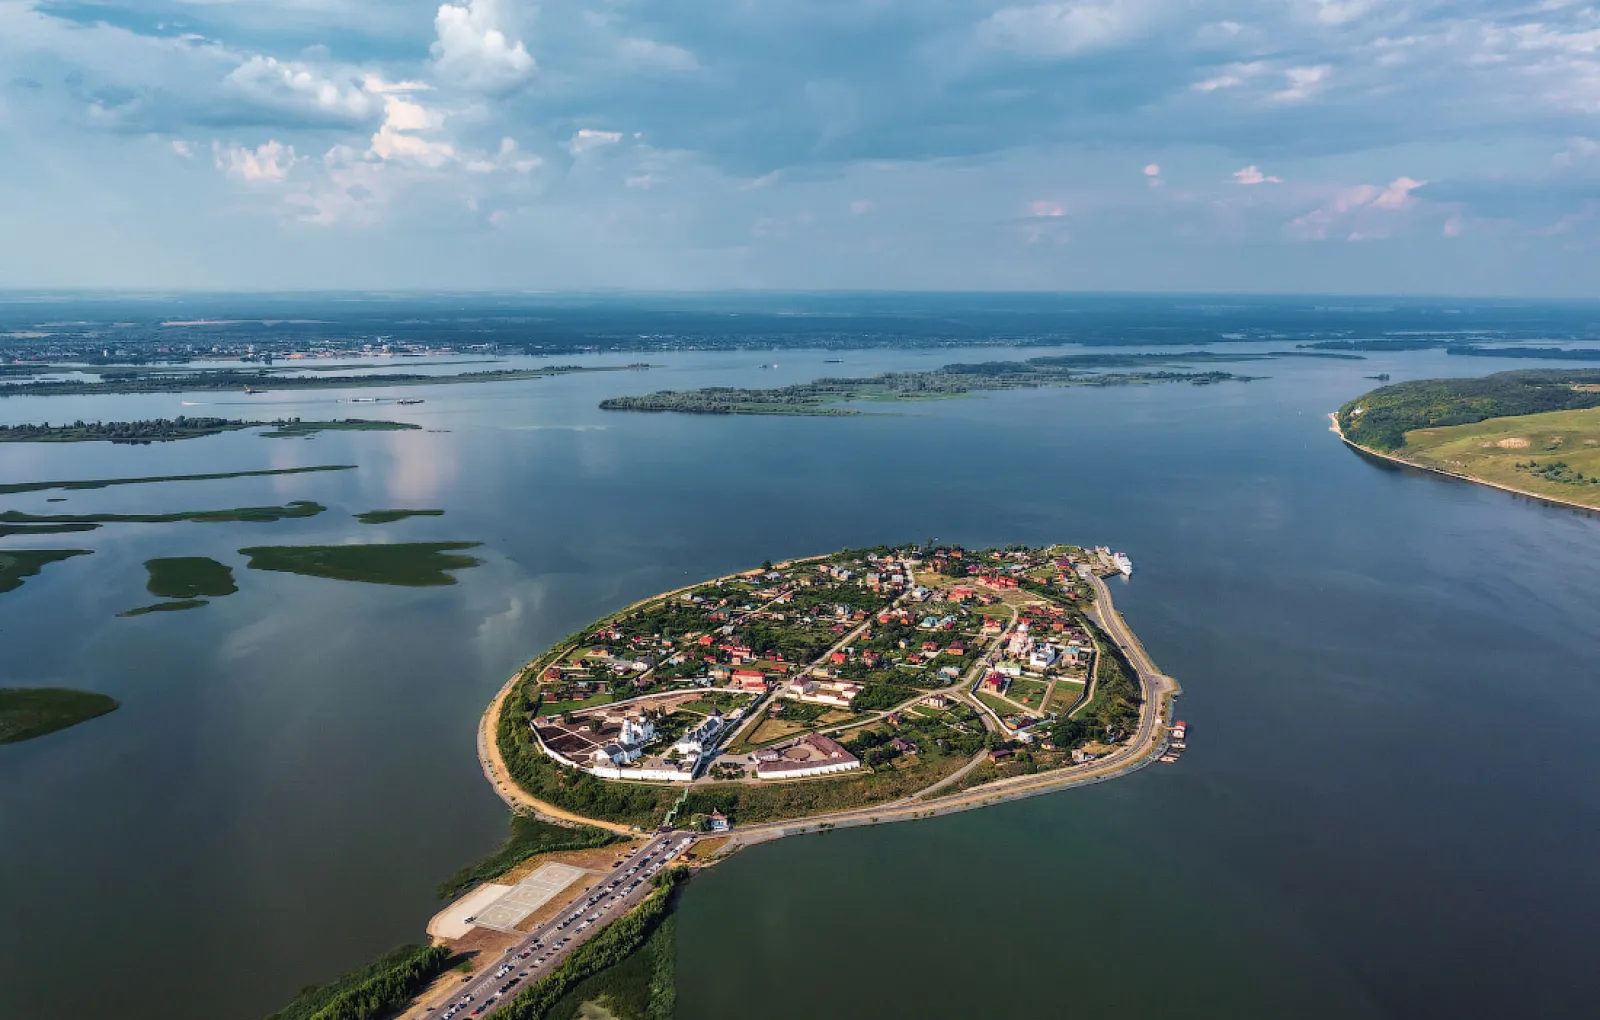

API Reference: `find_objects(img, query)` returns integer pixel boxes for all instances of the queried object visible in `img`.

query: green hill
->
[1338,369,1600,452]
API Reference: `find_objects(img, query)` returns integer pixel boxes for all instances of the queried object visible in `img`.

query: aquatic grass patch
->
[263,943,453,1020]
[238,541,483,586]
[0,501,325,527]
[0,464,354,496]
[354,508,445,525]
[0,549,92,594]
[143,557,238,598]
[118,599,209,617]
[0,687,119,743]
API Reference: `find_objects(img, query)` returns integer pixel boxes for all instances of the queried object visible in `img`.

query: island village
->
[514,542,1158,803]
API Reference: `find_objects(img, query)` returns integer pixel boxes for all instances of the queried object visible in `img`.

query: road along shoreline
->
[478,559,1181,847]
[1329,412,1600,516]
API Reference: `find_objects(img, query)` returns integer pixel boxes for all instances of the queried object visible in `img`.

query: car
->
[519,971,528,977]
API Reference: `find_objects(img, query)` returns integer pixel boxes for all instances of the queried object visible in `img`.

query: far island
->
[0,416,420,444]
[1334,369,1600,511]
[599,355,1252,415]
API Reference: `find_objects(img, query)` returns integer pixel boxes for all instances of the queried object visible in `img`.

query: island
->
[0,549,92,595]
[599,356,1251,415]
[0,687,119,743]
[1334,369,1600,511]
[0,500,326,538]
[263,543,1181,1020]
[238,542,483,586]
[0,416,418,444]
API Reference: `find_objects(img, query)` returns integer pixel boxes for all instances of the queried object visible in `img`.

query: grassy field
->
[355,508,445,524]
[238,541,483,586]
[1397,406,1600,509]
[0,549,91,593]
[144,556,238,598]
[0,464,354,495]
[0,687,119,743]
[1044,678,1087,714]
[1006,677,1051,711]
[975,690,1019,718]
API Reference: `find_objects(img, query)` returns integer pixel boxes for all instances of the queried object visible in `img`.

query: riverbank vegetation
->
[0,416,254,443]
[543,914,676,1020]
[0,464,354,496]
[144,557,238,598]
[498,870,684,1020]
[260,419,420,438]
[1051,620,1142,749]
[238,542,483,586]
[0,687,119,743]
[599,358,1249,415]
[263,943,453,1020]
[1337,370,1600,452]
[437,813,620,899]
[355,508,445,525]
[0,549,91,594]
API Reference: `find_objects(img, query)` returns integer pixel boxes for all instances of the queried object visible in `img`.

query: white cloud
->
[1143,163,1161,176]
[625,174,658,188]
[1442,214,1465,238]
[214,139,298,183]
[1274,65,1331,102]
[1192,61,1268,92]
[850,199,875,215]
[171,140,193,158]
[1232,165,1282,185]
[432,0,535,92]
[1030,200,1066,217]
[1308,0,1373,26]
[369,94,454,166]
[743,170,782,191]
[979,1,1153,58]
[567,128,623,156]
[225,56,378,122]
[1287,176,1427,240]
[616,36,701,73]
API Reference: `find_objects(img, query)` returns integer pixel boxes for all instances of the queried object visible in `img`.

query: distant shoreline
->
[1329,413,1600,516]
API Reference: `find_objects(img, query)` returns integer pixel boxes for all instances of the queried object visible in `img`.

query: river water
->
[2,345,1598,1019]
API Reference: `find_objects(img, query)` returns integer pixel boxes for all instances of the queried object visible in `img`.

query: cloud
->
[432,0,535,92]
[1191,61,1269,92]
[1442,214,1464,238]
[170,139,193,158]
[978,1,1155,58]
[214,139,297,182]
[1273,65,1330,102]
[1030,200,1066,217]
[1287,176,1427,240]
[849,199,875,215]
[567,128,623,156]
[1232,165,1281,185]
[1143,163,1161,177]
[224,56,379,124]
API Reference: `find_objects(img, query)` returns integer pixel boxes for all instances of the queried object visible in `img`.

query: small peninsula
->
[0,549,92,595]
[0,688,119,743]
[1335,369,1600,511]
[599,357,1249,415]
[356,508,446,524]
[0,464,354,496]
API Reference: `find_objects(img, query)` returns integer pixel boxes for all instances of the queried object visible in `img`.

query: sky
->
[3,0,1600,295]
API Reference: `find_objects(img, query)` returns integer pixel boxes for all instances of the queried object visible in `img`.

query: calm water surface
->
[2,347,1598,1019]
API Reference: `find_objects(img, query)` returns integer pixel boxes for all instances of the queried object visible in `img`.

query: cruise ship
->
[1113,552,1133,576]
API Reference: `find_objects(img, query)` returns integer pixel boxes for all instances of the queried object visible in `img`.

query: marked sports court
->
[472,862,588,933]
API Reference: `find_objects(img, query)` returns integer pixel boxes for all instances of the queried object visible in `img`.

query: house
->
[889,737,919,754]
[707,811,730,833]
[981,672,1008,694]
[673,712,725,757]
[988,746,1014,762]
[1028,644,1059,670]
[781,678,862,709]
[925,694,951,709]
[618,714,657,747]
[830,651,848,665]
[732,670,769,692]
[709,666,732,682]
[947,642,967,656]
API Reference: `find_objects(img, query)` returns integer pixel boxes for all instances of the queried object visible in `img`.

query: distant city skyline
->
[4,1,1600,296]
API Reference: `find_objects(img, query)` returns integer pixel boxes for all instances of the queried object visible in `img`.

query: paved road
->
[427,833,693,1019]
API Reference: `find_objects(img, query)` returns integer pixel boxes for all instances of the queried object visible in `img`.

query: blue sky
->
[3,0,1600,294]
